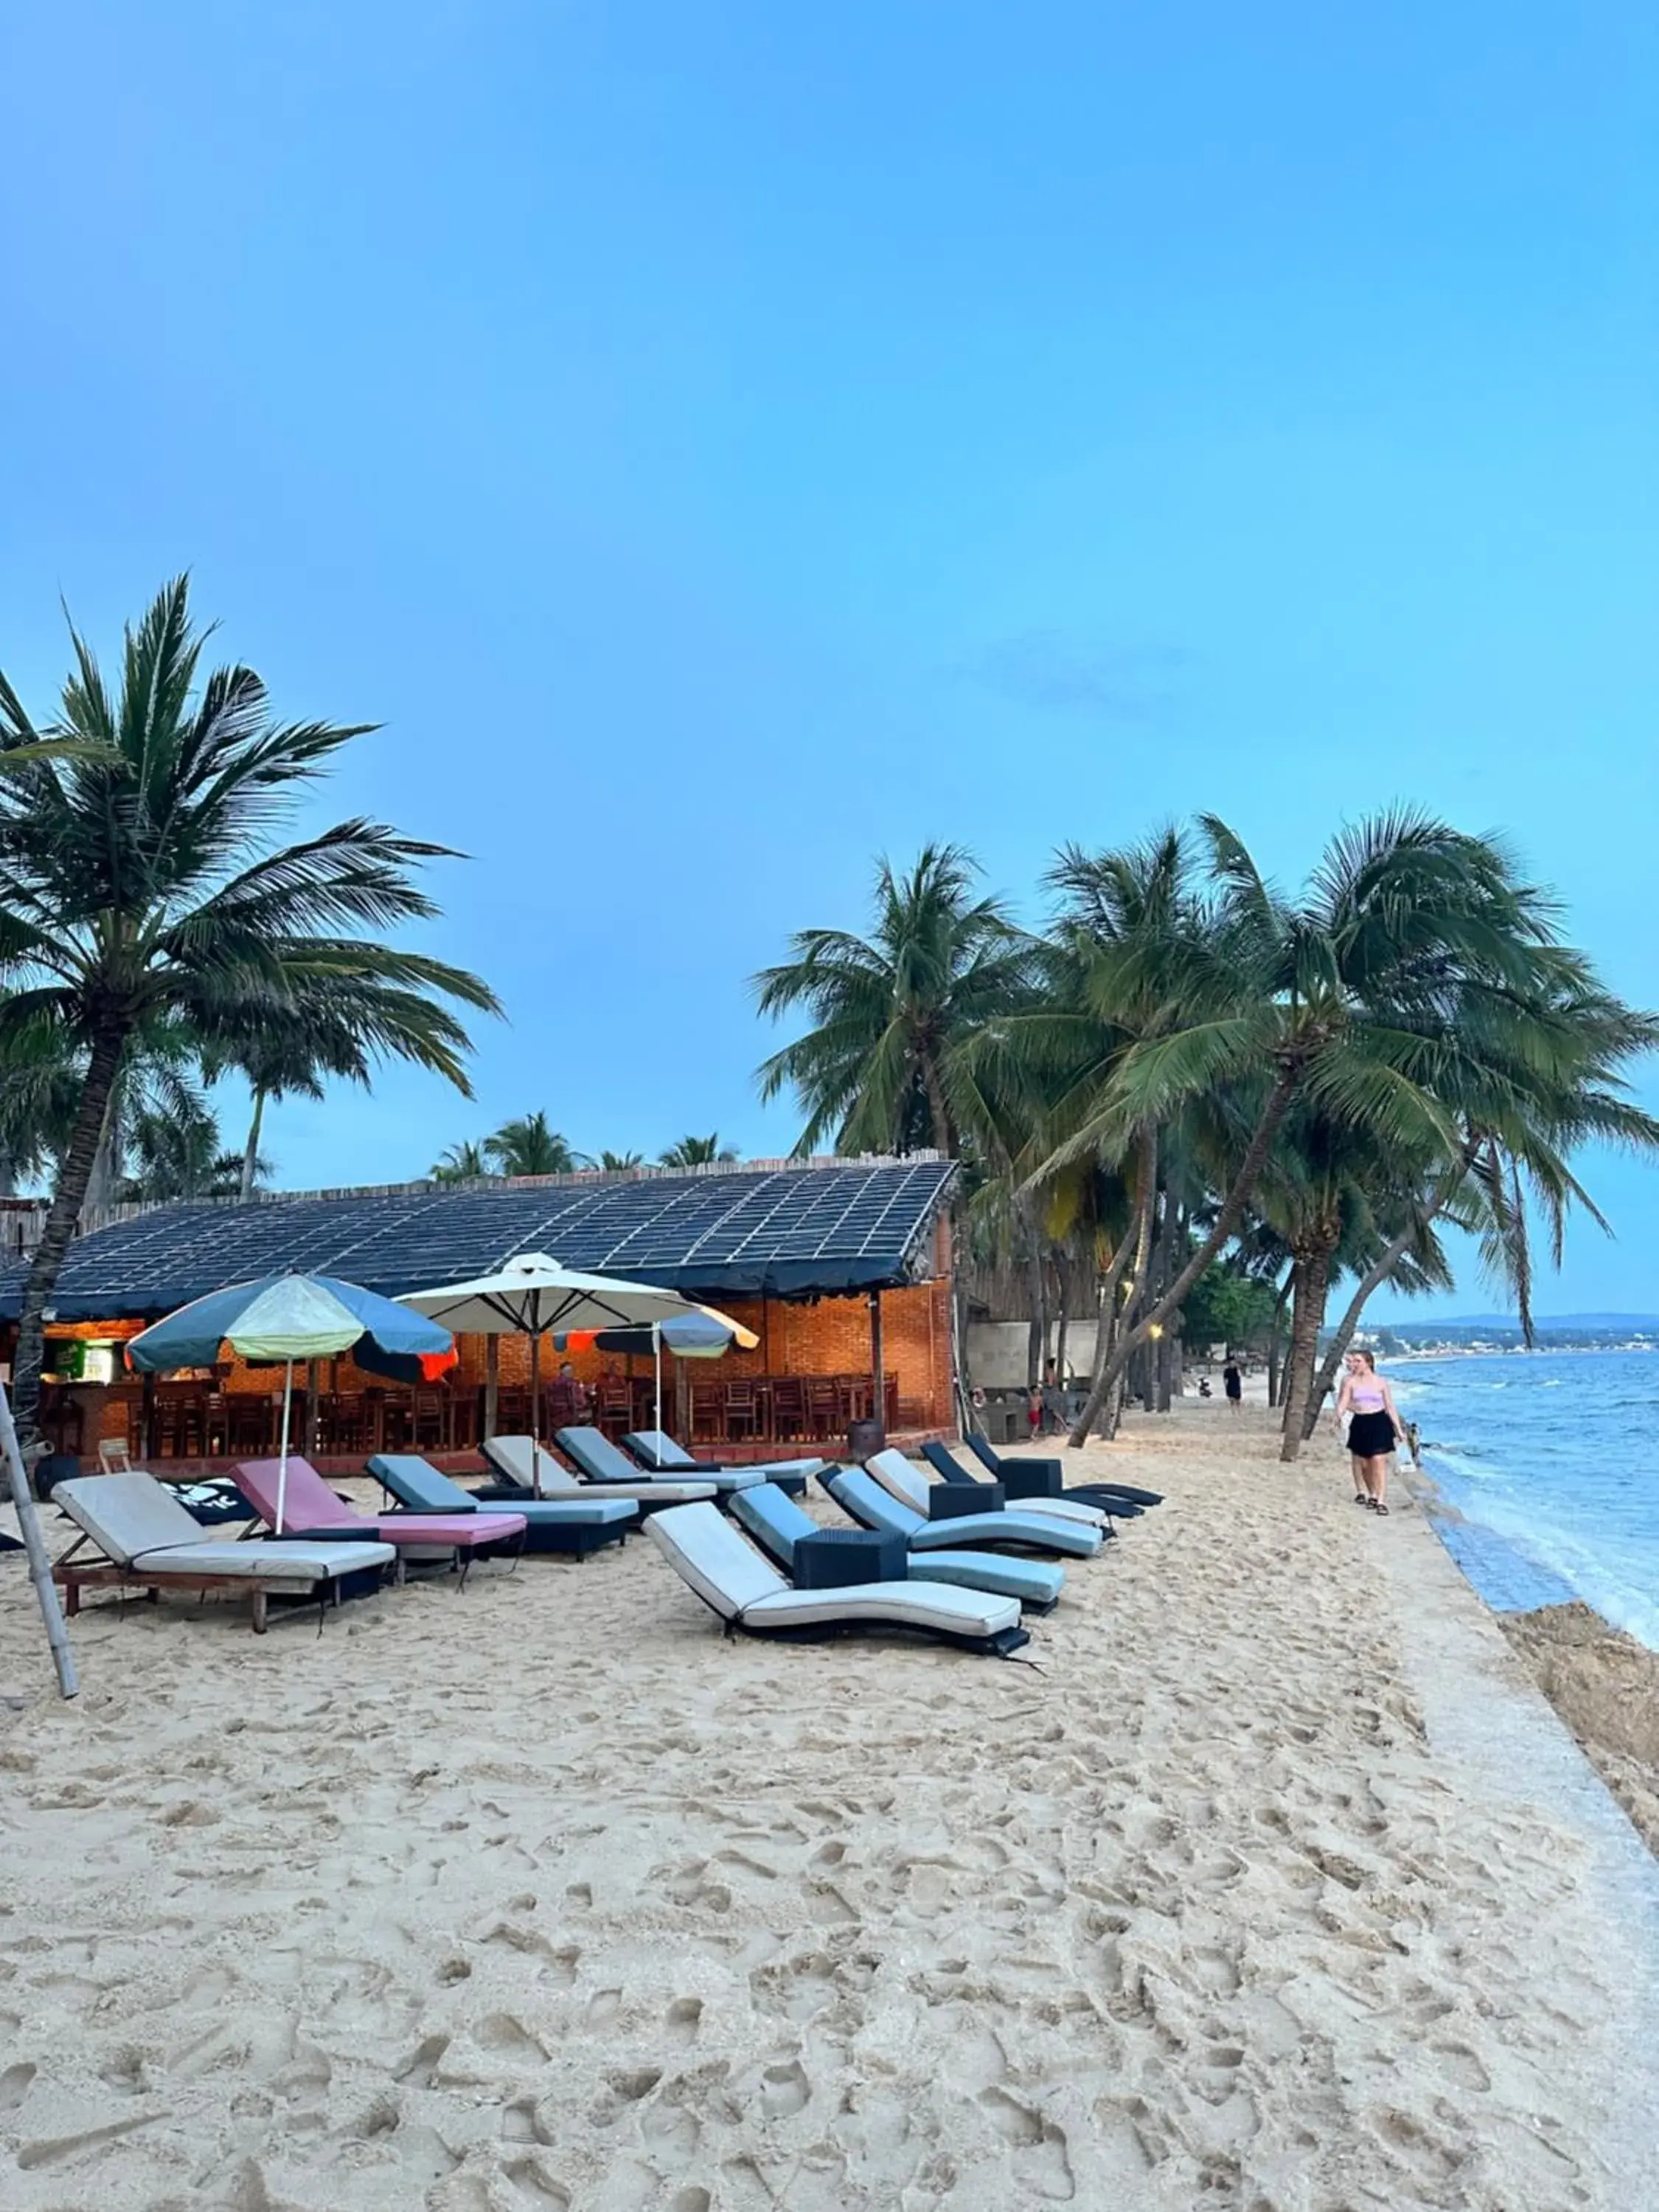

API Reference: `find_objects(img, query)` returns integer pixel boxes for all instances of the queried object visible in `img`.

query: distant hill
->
[1381,1312,1659,1332]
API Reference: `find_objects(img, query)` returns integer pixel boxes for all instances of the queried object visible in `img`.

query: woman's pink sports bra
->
[1351,1383,1386,1411]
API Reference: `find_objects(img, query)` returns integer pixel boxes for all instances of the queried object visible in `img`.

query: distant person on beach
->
[1333,1349,1405,1514]
[1222,1360,1242,1411]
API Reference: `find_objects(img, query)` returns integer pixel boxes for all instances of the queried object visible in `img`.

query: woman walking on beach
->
[1333,1349,1405,1513]
[1222,1360,1242,1412]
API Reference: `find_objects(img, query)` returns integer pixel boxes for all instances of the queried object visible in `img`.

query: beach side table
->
[928,1481,1004,1520]
[793,1528,907,1589]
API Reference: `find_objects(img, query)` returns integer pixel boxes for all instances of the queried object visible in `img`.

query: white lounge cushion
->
[131,1540,395,1579]
[866,1447,1106,1531]
[485,1436,715,1504]
[647,1503,1020,1638]
[54,1475,394,1580]
[744,1582,1020,1636]
[55,1472,230,1565]
[647,1499,786,1617]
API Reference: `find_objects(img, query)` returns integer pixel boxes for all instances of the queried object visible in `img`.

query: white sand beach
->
[4,1409,1658,2211]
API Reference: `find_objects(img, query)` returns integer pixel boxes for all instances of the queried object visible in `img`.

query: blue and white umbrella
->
[128,1273,456,1534]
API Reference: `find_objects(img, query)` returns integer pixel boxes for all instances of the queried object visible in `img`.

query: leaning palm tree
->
[484,1112,586,1177]
[754,844,1037,1155]
[1047,811,1585,1443]
[659,1133,738,1168]
[0,576,499,1436]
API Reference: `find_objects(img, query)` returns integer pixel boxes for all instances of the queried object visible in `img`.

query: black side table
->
[1000,1464,1062,1500]
[794,1528,908,1589]
[928,1481,1004,1520]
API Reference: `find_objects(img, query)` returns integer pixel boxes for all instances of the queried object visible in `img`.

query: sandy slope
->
[2,1408,1657,2211]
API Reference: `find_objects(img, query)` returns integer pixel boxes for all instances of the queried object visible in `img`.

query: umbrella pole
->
[276,1357,293,1536]
[0,1380,78,1700]
[653,1324,662,1439]
[530,1331,542,1498]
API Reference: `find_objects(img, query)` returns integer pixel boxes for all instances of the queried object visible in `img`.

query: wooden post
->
[483,1334,498,1441]
[0,1378,78,1699]
[869,1289,885,1439]
[141,1368,158,1462]
[305,1360,321,1457]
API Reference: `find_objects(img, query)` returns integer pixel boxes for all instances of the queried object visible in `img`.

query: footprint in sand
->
[665,1996,703,2046]
[0,2060,37,2112]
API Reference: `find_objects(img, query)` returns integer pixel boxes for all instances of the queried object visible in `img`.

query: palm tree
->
[119,1102,252,1201]
[431,1138,490,1183]
[754,844,1037,1155]
[1048,811,1583,1443]
[598,1149,643,1171]
[484,1112,586,1177]
[659,1133,738,1168]
[0,576,499,1436]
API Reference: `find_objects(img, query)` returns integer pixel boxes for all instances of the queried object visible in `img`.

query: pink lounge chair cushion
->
[236,1459,524,1548]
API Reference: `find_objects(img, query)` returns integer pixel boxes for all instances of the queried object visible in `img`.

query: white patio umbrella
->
[397,1253,709,1492]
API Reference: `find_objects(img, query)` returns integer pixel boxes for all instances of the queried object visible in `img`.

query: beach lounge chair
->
[367,1454,636,1556]
[556,1427,772,1498]
[622,1430,824,1495]
[827,1464,1105,1559]
[50,1472,396,1634]
[959,1430,1164,1509]
[234,1458,526,1585]
[921,1439,1141,1523]
[865,1447,1111,1538]
[730,1481,1064,1612]
[478,1434,718,1511]
[646,1500,1031,1656]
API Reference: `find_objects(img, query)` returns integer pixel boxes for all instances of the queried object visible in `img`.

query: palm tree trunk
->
[12,1023,129,1444]
[1265,1266,1293,1406]
[1054,1260,1069,1395]
[80,1088,123,1218]
[1299,1160,1474,1437]
[1279,1243,1332,1461]
[1025,1219,1046,1391]
[1068,1066,1300,1446]
[240,1086,268,1200]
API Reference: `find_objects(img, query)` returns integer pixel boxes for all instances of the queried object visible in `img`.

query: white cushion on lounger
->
[485,1435,716,1504]
[743,1583,1018,1635]
[53,1475,392,1579]
[866,1447,1107,1531]
[646,1501,1020,1639]
[134,1540,393,1578]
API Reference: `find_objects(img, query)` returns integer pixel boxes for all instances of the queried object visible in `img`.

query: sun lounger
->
[621,1430,823,1495]
[865,1446,1111,1538]
[234,1458,526,1584]
[477,1434,717,1510]
[828,1463,1104,1559]
[366,1455,637,1555]
[730,1481,1064,1611]
[557,1425,769,1496]
[50,1472,395,1633]
[647,1501,1030,1655]
[919,1440,1128,1526]
[960,1430,1164,1508]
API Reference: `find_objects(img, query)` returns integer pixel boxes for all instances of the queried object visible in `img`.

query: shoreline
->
[4,1409,1659,2207]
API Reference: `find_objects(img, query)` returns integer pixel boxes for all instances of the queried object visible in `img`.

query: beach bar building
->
[0,1156,959,1471]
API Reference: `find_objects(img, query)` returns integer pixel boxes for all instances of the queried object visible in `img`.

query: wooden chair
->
[594,1380,633,1440]
[805,1379,841,1440]
[412,1389,447,1452]
[689,1380,724,1442]
[768,1377,807,1440]
[723,1380,759,1440]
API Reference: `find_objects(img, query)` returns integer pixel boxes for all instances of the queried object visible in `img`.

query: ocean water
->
[1386,1349,1659,1649]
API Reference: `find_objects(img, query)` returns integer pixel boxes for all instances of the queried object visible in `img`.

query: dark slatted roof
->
[0,1158,958,1322]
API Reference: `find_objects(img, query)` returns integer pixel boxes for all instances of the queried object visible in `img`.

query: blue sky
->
[3,1,1656,1312]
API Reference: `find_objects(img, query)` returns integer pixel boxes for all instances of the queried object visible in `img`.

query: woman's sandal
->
[1369,1498,1390,1515]
[1354,1492,1371,1506]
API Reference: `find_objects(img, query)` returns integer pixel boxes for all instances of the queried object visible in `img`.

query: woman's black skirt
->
[1347,1410,1397,1458]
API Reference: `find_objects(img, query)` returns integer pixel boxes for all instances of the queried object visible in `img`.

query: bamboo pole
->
[0,1379,78,1700]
